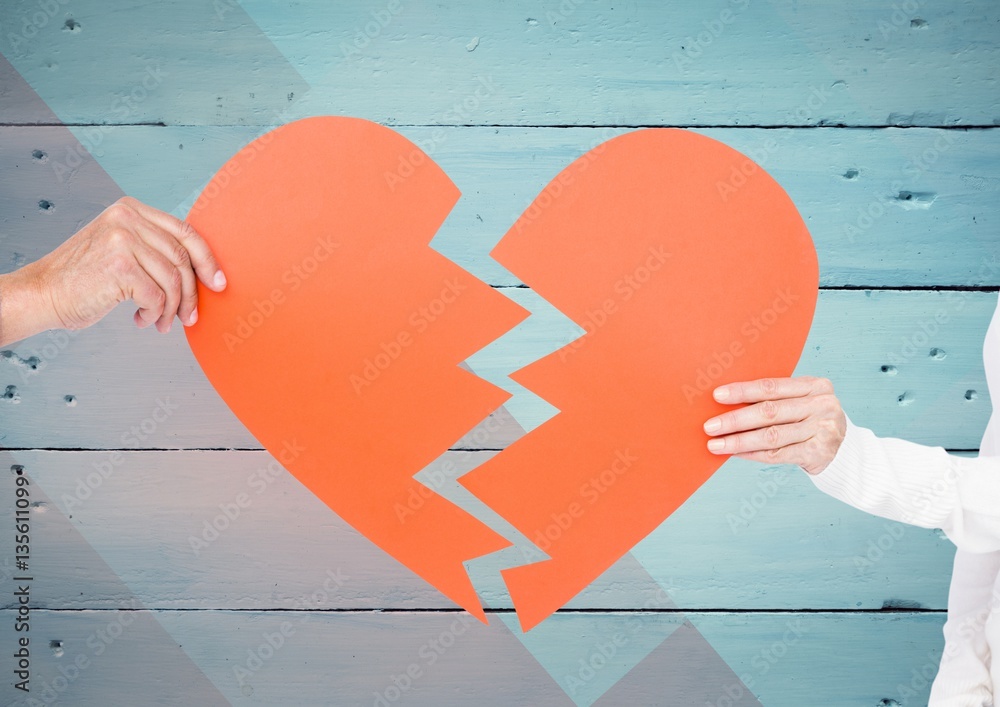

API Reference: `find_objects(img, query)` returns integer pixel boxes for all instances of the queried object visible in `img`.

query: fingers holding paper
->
[703,375,847,475]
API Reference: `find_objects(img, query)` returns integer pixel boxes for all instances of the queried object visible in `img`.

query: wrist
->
[0,262,61,346]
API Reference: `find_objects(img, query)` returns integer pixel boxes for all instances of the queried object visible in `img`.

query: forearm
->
[811,415,1000,553]
[0,263,59,347]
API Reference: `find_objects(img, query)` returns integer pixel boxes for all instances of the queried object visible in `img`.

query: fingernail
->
[713,387,730,401]
[707,439,725,452]
[188,308,198,326]
[704,418,721,434]
[213,270,227,290]
[163,321,172,334]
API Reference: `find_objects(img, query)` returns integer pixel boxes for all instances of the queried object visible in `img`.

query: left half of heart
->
[184,117,529,621]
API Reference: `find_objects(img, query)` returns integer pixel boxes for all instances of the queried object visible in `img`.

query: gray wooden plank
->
[0,53,58,124]
[0,448,959,611]
[687,611,946,707]
[2,0,998,126]
[0,291,992,450]
[0,609,947,706]
[2,126,997,288]
[0,0,307,125]
[0,3,991,705]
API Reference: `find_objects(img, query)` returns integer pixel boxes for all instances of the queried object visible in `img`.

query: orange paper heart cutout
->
[185,119,817,631]
[461,128,818,630]
[185,117,528,621]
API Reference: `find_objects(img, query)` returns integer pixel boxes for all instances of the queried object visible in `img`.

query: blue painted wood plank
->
[0,609,946,706]
[1,2,994,705]
[689,611,946,707]
[632,457,957,612]
[3,0,998,126]
[0,0,307,125]
[3,126,997,288]
[0,291,992,449]
[0,448,957,611]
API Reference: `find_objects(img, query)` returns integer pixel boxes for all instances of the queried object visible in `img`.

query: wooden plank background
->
[1,0,998,704]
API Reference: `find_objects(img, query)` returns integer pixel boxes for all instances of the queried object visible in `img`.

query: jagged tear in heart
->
[185,118,817,631]
[185,117,528,621]
[462,129,818,630]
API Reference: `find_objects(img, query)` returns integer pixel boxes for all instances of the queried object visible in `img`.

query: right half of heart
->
[460,128,819,632]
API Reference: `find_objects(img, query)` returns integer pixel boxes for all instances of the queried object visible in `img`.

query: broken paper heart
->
[184,117,818,631]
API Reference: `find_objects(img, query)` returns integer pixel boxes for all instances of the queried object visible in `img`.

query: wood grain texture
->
[0,609,946,707]
[0,447,959,611]
[1,0,998,703]
[1,0,998,126]
[0,290,993,449]
[2,126,997,287]
[0,0,307,126]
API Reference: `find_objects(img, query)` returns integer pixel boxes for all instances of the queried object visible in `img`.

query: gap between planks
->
[492,286,1000,292]
[0,608,949,615]
[0,448,980,453]
[1,123,1000,130]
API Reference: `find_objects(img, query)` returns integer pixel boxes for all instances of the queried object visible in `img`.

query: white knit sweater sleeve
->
[809,414,1000,555]
[809,414,1000,705]
[927,549,999,706]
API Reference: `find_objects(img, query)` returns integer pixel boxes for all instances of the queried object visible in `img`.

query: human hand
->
[0,197,225,345]
[702,376,847,475]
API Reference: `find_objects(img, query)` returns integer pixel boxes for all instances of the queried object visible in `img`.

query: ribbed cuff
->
[807,414,957,531]
[807,413,864,500]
